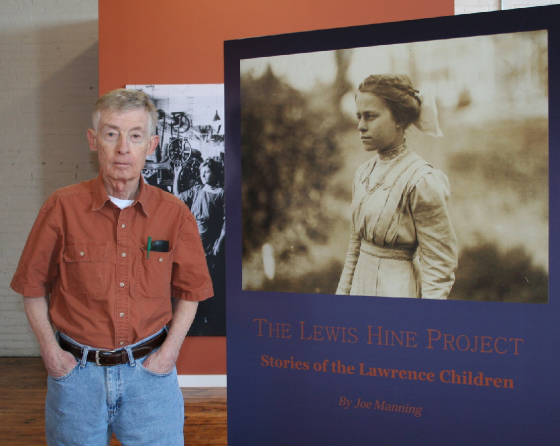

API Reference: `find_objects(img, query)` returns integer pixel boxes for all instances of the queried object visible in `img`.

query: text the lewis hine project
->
[253,317,524,390]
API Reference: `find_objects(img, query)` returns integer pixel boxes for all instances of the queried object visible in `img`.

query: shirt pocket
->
[135,247,173,299]
[61,243,112,298]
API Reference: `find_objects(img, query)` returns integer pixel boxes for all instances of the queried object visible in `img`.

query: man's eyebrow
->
[101,124,120,130]
[101,124,146,132]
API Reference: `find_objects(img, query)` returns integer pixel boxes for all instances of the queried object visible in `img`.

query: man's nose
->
[116,135,130,153]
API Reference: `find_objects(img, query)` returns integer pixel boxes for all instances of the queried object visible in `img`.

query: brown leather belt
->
[58,330,167,366]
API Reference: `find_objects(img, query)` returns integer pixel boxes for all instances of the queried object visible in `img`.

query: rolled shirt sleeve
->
[11,195,62,298]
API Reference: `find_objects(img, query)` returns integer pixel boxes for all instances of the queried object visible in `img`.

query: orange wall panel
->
[99,0,453,374]
[99,0,453,92]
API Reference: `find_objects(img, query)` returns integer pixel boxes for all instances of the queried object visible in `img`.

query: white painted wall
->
[0,0,99,355]
[455,0,560,14]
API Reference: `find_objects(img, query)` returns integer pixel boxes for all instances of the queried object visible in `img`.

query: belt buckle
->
[95,349,117,366]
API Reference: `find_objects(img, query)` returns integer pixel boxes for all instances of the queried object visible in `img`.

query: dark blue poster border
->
[225,6,559,445]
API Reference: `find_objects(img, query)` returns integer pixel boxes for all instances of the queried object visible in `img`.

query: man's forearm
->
[24,297,76,376]
[24,297,59,352]
[144,299,198,373]
[160,299,198,362]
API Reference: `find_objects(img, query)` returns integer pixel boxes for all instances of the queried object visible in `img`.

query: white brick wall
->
[0,0,99,355]
[455,0,560,14]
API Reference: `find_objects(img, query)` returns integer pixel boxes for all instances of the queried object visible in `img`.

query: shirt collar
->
[134,176,153,217]
[91,174,153,217]
[91,174,111,211]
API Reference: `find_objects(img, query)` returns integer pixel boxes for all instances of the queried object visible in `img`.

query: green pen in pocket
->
[147,236,152,259]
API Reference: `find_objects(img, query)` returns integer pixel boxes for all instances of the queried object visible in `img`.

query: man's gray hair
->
[92,88,158,135]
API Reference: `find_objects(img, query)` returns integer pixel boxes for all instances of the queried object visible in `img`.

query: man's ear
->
[148,134,159,155]
[87,129,98,152]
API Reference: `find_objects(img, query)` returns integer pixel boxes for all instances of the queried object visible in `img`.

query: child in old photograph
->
[336,74,458,299]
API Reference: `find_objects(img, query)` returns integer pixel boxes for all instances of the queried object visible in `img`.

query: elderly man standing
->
[10,89,213,446]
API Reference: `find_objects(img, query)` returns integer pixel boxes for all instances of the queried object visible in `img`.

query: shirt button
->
[121,252,127,258]
[120,341,125,346]
[119,282,125,288]
[158,257,164,262]
[80,251,85,257]
[119,312,125,318]
[121,223,126,229]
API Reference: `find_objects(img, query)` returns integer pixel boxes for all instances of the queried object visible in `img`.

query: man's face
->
[87,108,158,187]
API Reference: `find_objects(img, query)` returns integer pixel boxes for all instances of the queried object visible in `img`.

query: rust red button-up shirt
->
[11,175,213,349]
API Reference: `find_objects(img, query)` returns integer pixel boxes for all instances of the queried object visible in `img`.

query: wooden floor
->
[0,357,227,446]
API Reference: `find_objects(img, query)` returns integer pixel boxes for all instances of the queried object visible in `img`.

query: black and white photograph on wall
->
[127,83,226,334]
[240,30,549,303]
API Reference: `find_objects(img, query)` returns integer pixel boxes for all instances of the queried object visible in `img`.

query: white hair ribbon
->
[414,92,443,137]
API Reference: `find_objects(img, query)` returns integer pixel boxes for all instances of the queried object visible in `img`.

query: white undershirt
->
[109,195,134,210]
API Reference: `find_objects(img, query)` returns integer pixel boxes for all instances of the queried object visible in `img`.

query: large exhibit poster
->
[225,5,559,445]
[127,84,226,336]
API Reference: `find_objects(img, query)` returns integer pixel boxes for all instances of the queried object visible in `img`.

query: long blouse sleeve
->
[335,231,361,294]
[409,170,458,299]
[335,161,371,295]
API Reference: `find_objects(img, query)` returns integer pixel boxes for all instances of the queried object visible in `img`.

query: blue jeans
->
[45,330,184,446]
